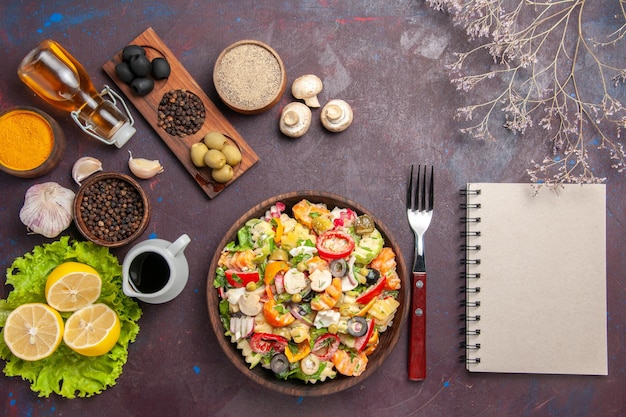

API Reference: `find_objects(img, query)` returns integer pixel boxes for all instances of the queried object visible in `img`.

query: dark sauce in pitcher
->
[129,251,170,293]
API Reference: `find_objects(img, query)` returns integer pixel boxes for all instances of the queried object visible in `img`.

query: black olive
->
[130,77,154,96]
[365,268,381,286]
[329,259,348,278]
[270,353,289,375]
[115,62,135,84]
[347,316,368,337]
[129,54,152,77]
[122,45,146,62]
[301,287,314,302]
[151,57,171,80]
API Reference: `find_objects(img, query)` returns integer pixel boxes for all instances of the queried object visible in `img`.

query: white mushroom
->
[291,74,323,108]
[320,99,353,132]
[238,292,262,316]
[279,102,312,138]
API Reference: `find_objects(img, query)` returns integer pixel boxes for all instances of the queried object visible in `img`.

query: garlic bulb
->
[128,151,164,179]
[72,156,103,185]
[19,182,75,238]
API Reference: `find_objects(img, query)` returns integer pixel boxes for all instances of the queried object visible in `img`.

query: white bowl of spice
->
[0,106,66,178]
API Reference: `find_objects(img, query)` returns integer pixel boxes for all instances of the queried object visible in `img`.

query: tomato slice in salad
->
[311,333,340,360]
[249,333,288,354]
[316,230,355,260]
[225,270,260,288]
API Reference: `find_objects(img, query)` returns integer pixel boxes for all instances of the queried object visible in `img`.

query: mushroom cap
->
[291,74,323,108]
[279,102,312,138]
[320,99,353,132]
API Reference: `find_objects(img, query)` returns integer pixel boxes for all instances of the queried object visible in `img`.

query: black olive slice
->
[270,353,289,375]
[347,316,368,337]
[329,259,348,277]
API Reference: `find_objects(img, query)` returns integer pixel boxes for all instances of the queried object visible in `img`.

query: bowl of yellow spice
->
[0,106,66,178]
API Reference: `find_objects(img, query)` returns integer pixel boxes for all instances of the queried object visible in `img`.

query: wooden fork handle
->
[408,271,426,381]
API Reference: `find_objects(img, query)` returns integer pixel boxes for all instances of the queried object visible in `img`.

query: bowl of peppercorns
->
[73,172,150,248]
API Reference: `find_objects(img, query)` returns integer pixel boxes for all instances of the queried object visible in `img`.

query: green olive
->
[190,142,209,167]
[212,164,234,183]
[203,131,228,150]
[204,149,226,169]
[291,293,302,303]
[246,281,257,291]
[222,144,242,166]
[269,248,289,261]
[311,216,333,235]
[355,214,375,234]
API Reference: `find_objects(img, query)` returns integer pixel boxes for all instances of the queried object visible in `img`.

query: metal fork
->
[406,165,434,381]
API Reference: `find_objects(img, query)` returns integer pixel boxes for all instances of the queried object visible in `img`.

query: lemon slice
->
[45,262,102,312]
[3,303,64,361]
[63,303,121,357]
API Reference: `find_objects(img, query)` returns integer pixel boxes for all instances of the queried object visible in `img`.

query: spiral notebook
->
[461,183,607,375]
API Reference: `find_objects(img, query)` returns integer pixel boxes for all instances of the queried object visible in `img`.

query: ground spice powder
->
[0,109,54,170]
[214,42,284,112]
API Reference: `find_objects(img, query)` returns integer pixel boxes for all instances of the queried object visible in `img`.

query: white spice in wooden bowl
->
[213,40,286,114]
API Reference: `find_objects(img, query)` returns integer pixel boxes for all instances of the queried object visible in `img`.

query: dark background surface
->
[1,1,624,416]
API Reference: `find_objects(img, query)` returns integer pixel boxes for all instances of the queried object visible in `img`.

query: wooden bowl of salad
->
[206,191,409,396]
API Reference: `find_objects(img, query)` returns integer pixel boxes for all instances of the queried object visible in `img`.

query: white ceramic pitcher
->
[122,234,190,304]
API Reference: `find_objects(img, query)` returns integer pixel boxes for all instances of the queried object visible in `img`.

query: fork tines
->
[407,165,434,212]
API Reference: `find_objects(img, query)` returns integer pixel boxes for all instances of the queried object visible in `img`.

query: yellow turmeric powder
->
[0,109,54,171]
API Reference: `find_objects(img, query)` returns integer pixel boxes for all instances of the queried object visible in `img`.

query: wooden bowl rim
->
[73,172,151,248]
[206,190,409,397]
[213,39,287,115]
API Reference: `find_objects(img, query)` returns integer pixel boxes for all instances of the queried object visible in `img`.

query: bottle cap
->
[112,123,136,148]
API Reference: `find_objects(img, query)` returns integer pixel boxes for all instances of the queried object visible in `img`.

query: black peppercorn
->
[79,177,144,243]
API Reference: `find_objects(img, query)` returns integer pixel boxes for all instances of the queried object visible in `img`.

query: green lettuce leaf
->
[0,236,142,398]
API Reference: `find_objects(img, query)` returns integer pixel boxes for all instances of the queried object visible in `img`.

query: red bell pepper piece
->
[225,269,260,288]
[355,277,386,304]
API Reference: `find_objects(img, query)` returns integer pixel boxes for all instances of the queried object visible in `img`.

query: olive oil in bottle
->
[18,39,135,148]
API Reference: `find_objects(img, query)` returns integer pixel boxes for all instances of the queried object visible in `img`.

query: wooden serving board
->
[103,27,259,199]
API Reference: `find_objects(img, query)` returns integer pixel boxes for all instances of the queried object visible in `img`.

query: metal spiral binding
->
[460,216,481,223]
[460,186,482,366]
[459,342,481,349]
[459,328,481,335]
[460,230,481,237]
[460,356,481,364]
[459,189,481,196]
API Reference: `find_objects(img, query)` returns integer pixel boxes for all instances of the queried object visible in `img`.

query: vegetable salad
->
[213,199,401,382]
